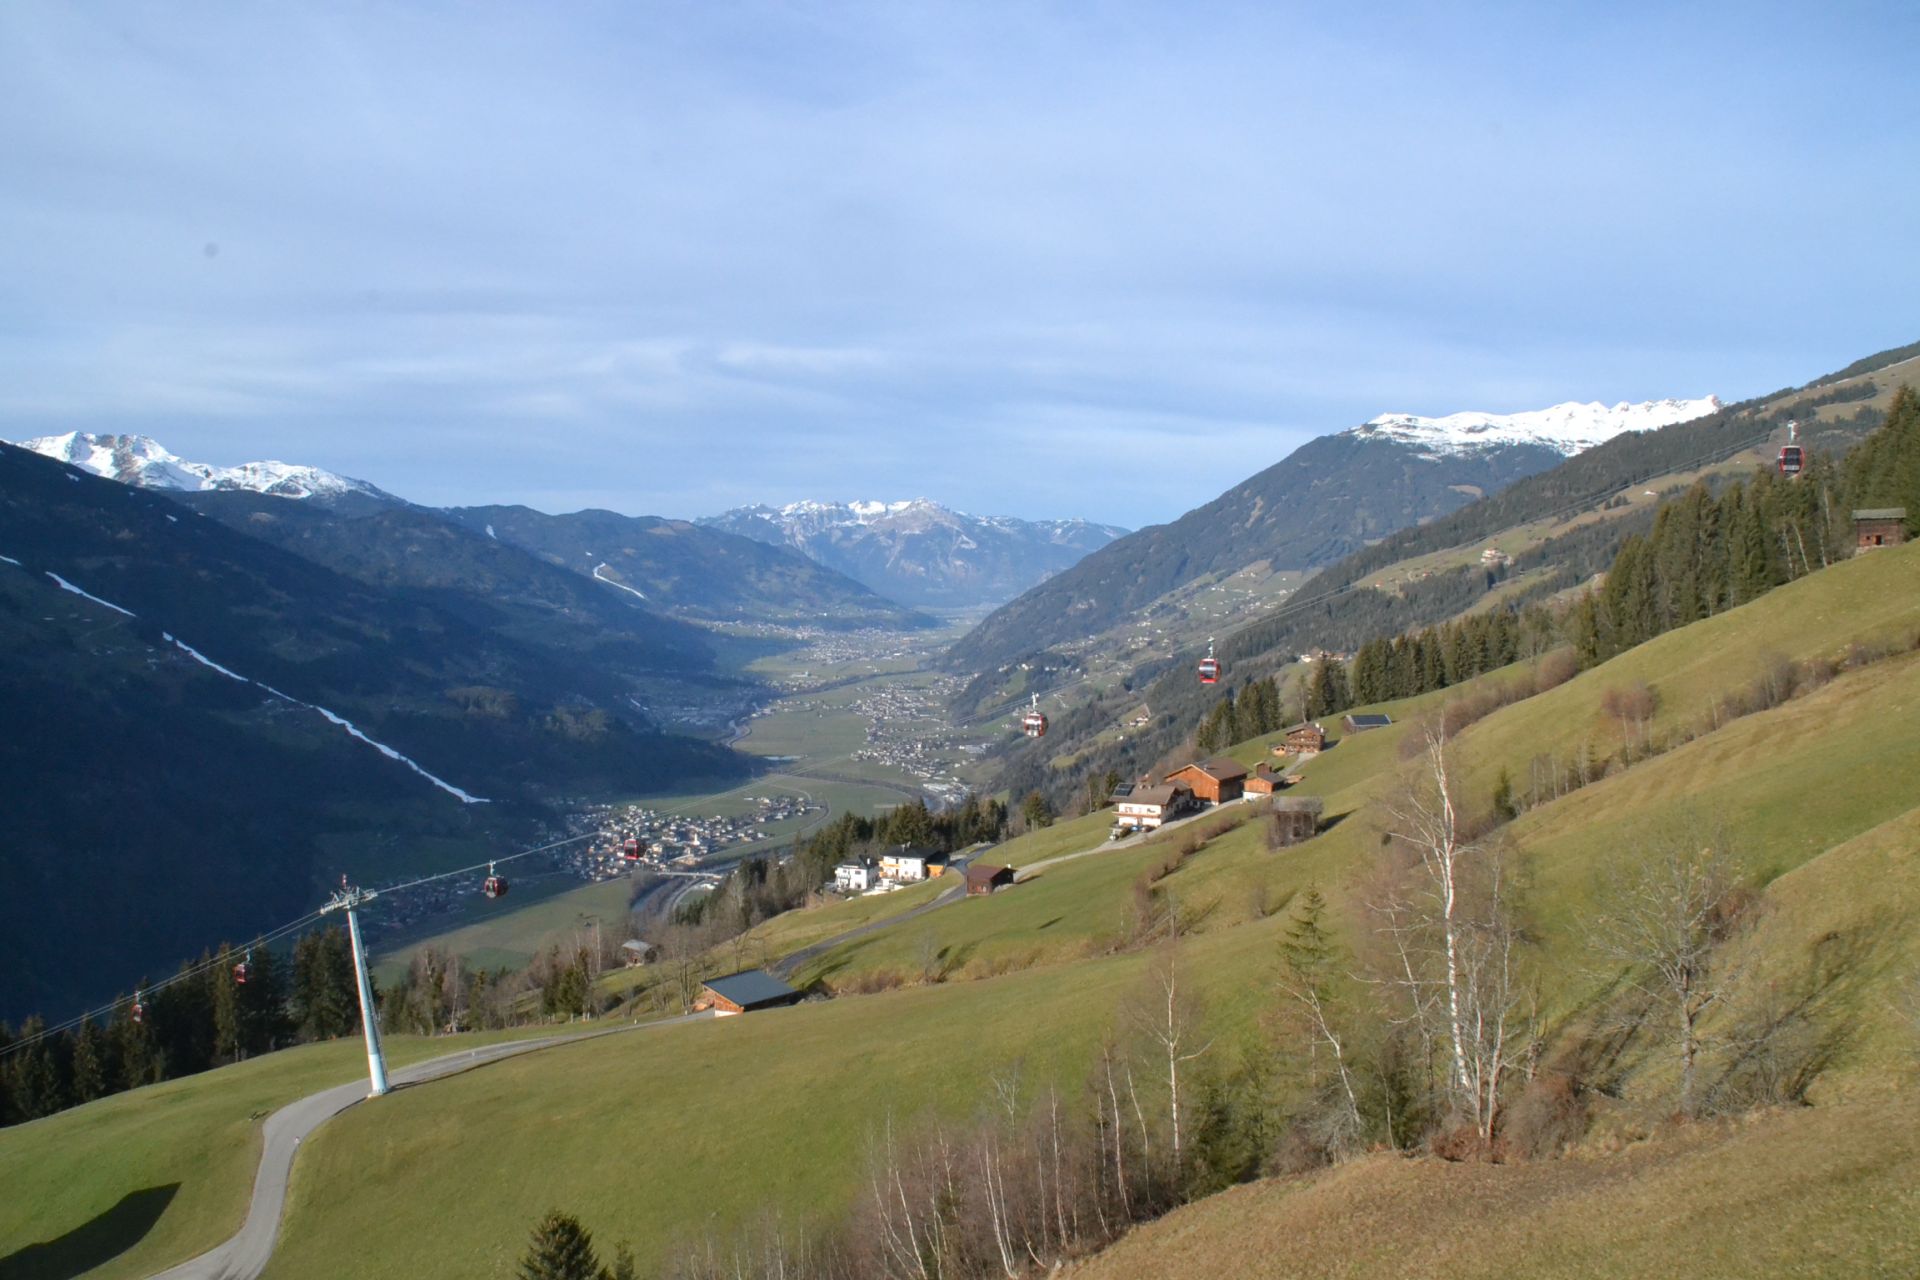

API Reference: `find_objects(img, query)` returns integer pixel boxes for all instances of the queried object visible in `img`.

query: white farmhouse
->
[1111,782,1196,833]
[834,859,876,892]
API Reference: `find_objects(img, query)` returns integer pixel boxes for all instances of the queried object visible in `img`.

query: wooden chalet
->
[1342,713,1392,733]
[619,939,658,967]
[1853,508,1908,552]
[1280,722,1326,756]
[1167,757,1250,804]
[966,863,1015,896]
[698,969,804,1016]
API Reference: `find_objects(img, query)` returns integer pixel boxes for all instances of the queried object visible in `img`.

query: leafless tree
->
[1127,944,1211,1173]
[1587,821,1751,1117]
[1600,682,1657,760]
[1374,720,1534,1141]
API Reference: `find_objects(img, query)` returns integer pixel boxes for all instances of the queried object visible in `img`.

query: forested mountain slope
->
[0,444,748,1021]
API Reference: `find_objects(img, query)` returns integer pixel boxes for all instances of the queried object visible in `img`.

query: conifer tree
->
[70,1020,111,1104]
[518,1210,604,1280]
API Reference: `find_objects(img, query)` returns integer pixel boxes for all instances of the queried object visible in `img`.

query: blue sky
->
[1,2,1914,526]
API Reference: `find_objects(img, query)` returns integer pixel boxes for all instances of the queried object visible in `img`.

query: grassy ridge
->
[1075,1094,1920,1280]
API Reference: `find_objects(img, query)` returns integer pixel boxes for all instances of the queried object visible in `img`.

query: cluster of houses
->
[593,794,822,871]
[833,846,961,893]
[1106,713,1392,839]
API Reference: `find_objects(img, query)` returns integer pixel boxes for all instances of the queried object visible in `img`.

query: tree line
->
[0,929,369,1127]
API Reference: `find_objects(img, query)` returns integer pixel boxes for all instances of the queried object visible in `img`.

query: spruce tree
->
[71,1020,110,1104]
[518,1210,603,1280]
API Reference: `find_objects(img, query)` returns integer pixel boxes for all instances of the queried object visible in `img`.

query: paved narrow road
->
[146,1012,713,1280]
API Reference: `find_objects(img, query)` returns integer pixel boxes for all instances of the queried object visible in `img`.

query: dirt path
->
[144,1013,713,1280]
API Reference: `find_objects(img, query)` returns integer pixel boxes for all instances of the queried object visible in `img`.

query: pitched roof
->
[702,969,801,1009]
[1125,783,1187,806]
[1283,721,1324,735]
[1344,713,1393,728]
[1173,757,1248,782]
[966,862,1010,884]
[1853,508,1909,520]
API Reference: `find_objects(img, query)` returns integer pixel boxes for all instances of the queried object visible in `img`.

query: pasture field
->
[0,1027,563,1280]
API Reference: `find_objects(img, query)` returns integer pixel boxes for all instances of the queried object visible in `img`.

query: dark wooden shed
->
[966,863,1014,896]
[1269,796,1325,849]
[1853,508,1908,552]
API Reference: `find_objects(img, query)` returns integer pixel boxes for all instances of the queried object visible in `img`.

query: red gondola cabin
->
[1778,422,1803,477]
[1020,694,1048,739]
[1197,639,1220,685]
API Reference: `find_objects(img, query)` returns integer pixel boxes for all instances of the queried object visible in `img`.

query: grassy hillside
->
[7,540,1916,1278]
[1073,1094,1920,1280]
[0,1030,559,1280]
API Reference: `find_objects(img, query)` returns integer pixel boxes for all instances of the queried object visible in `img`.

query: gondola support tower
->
[321,876,389,1098]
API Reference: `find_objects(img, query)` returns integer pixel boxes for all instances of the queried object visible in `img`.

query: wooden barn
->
[1343,713,1392,733]
[698,969,804,1016]
[1167,757,1250,804]
[966,863,1015,896]
[1281,722,1326,756]
[1853,508,1908,553]
[1245,763,1284,797]
[1269,796,1325,848]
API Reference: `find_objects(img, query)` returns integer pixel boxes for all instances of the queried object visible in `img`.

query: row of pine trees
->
[0,929,365,1126]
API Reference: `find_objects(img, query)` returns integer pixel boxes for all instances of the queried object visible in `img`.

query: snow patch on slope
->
[1353,396,1722,458]
[163,632,248,683]
[46,572,137,616]
[593,563,648,600]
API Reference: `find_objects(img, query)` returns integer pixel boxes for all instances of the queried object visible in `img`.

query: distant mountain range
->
[18,430,394,502]
[699,498,1128,609]
[441,504,931,628]
[1354,397,1722,456]
[946,395,1719,675]
[8,431,921,630]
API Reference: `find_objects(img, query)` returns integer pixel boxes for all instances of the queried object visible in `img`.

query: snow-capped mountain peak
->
[10,431,386,501]
[1353,396,1722,458]
[699,498,1128,608]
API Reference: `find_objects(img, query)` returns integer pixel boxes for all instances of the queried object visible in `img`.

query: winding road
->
[145,1012,712,1280]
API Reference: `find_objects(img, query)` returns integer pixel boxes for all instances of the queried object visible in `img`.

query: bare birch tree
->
[1375,720,1533,1141]
[1127,944,1211,1181]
